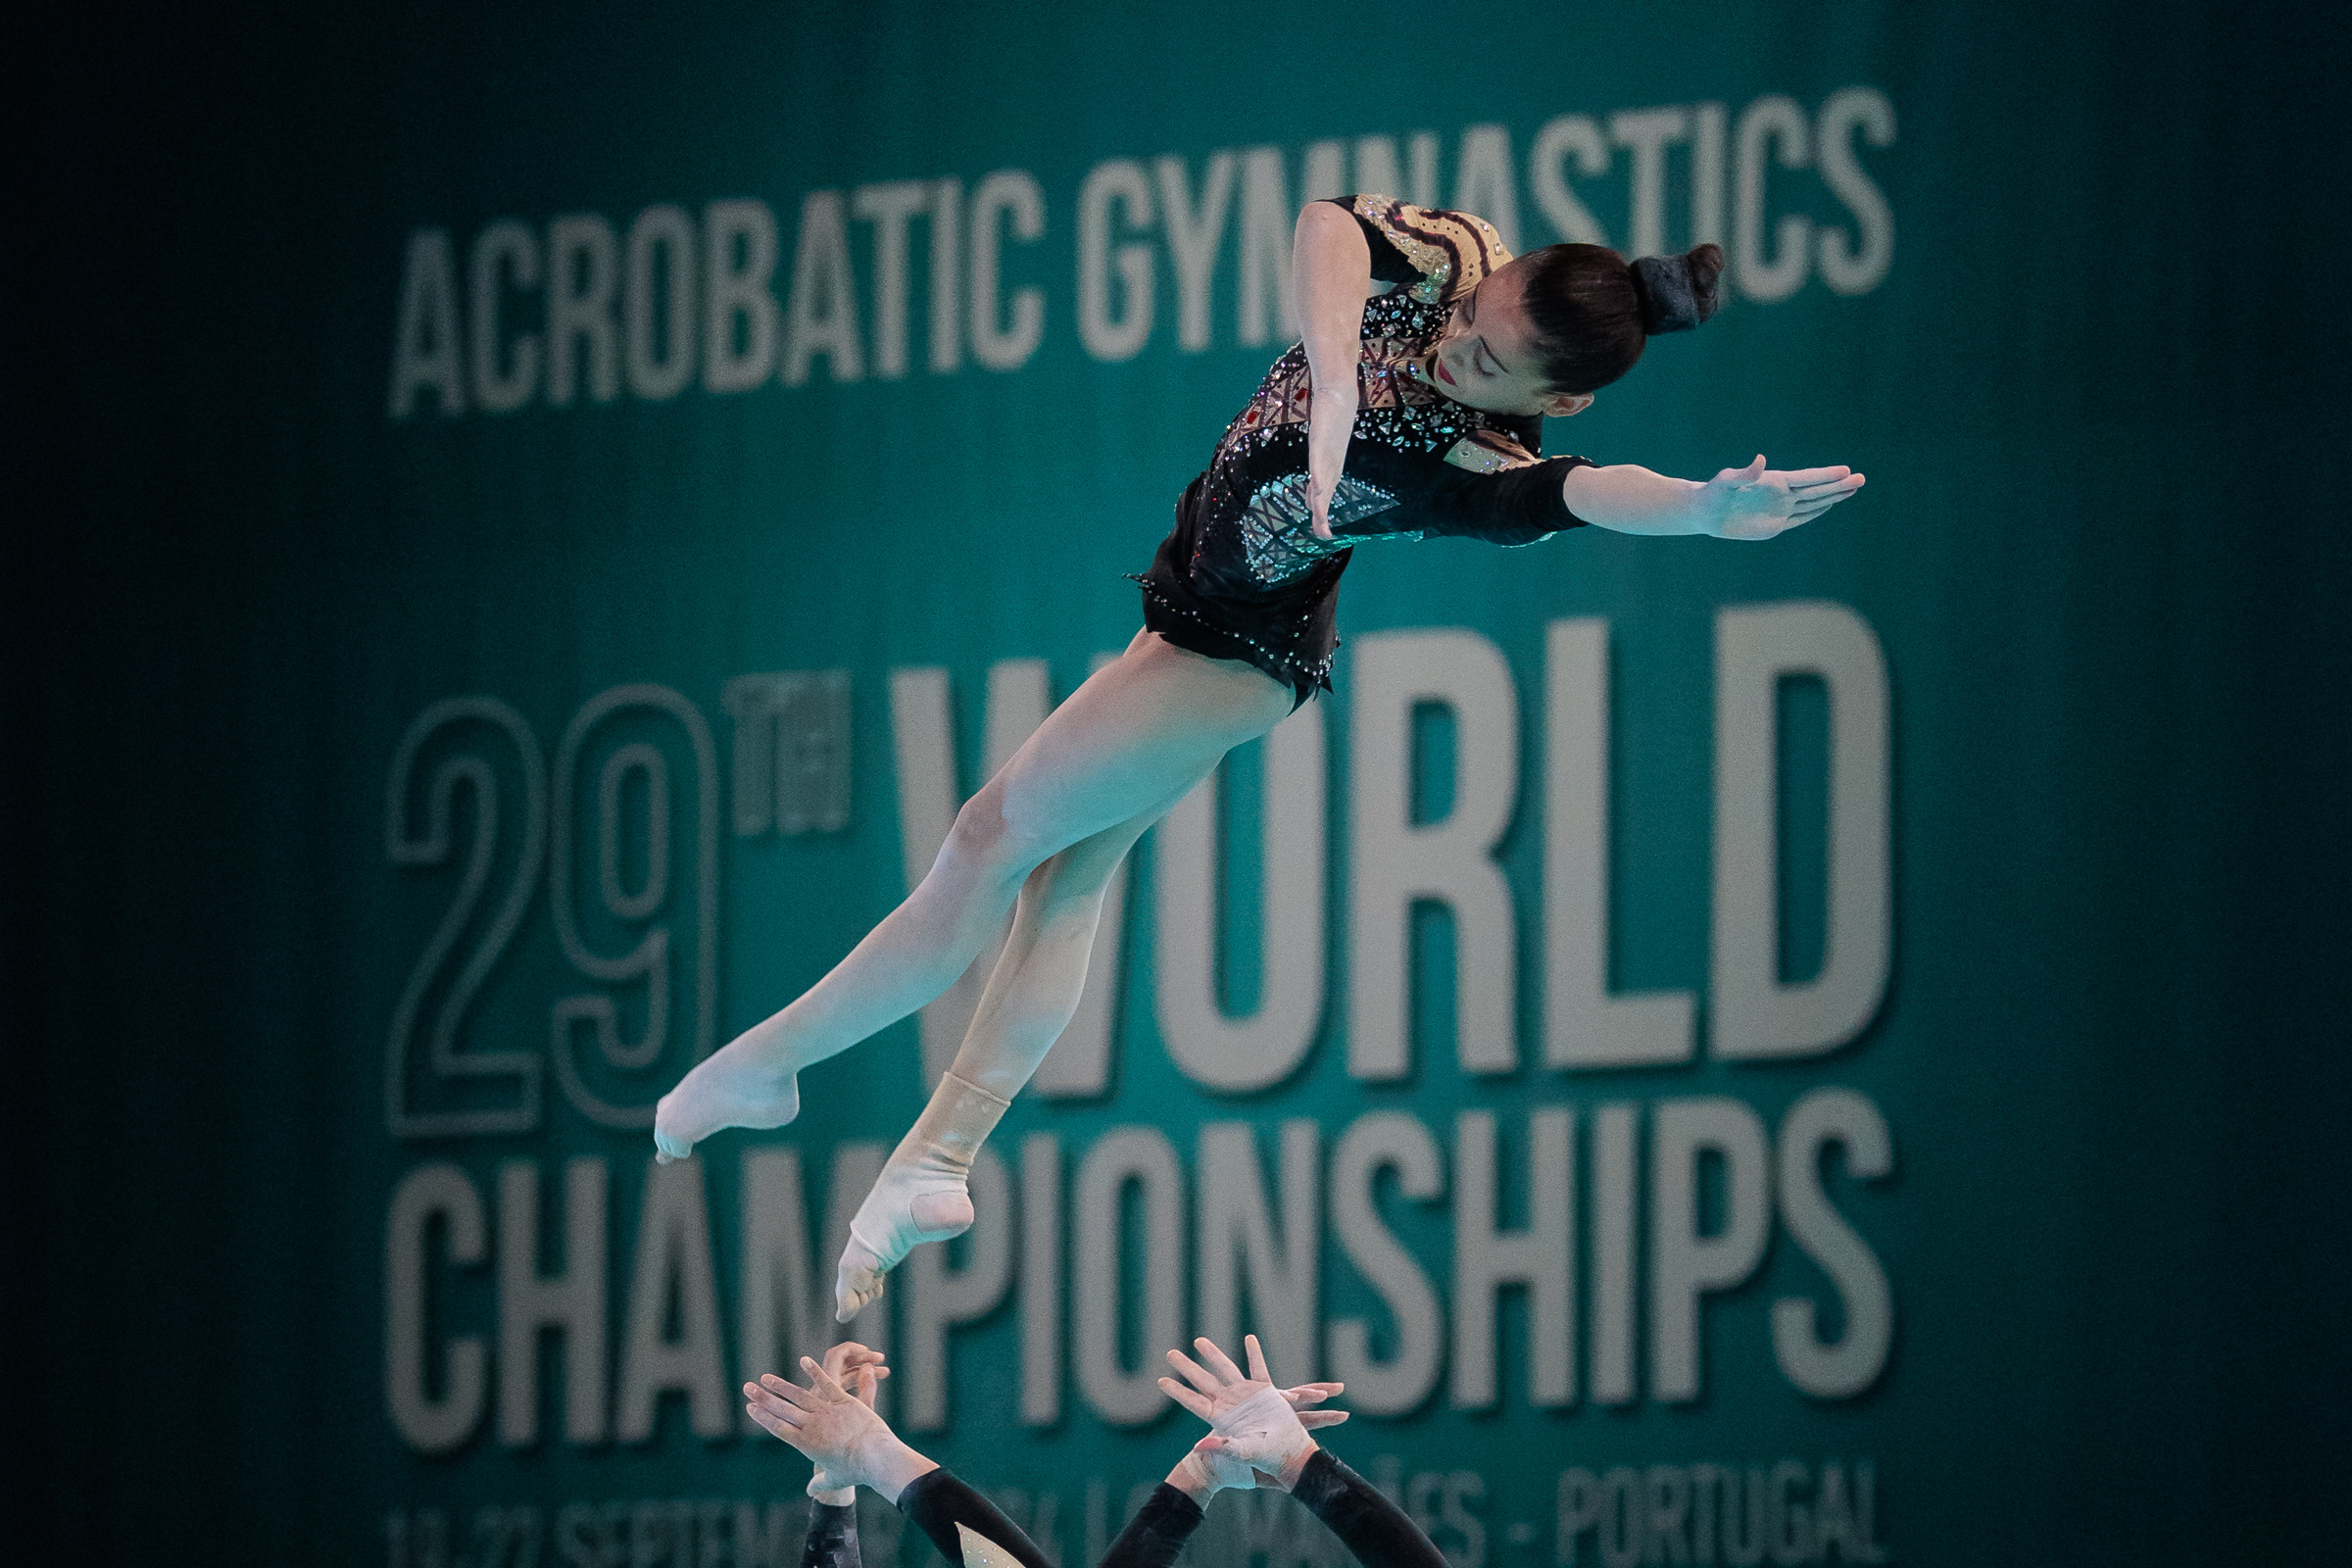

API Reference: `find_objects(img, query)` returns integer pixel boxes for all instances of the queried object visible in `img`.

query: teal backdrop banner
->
[10,4,2349,1567]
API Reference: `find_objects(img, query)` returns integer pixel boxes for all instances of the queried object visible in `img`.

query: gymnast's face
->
[1428,260,1594,420]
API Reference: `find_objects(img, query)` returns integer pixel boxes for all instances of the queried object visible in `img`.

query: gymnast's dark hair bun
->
[1517,240,1723,396]
[1631,244,1726,335]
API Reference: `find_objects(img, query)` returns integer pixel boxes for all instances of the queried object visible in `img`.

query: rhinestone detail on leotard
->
[1238,472,1405,584]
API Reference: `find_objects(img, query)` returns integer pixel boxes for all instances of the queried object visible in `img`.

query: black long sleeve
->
[801,1501,861,1568]
[1097,1484,1204,1568]
[1290,1451,1451,1568]
[1102,1452,1449,1568]
[1336,444,1592,548]
[897,1468,1054,1568]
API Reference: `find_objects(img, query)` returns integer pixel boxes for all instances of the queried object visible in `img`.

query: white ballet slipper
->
[834,1071,1011,1320]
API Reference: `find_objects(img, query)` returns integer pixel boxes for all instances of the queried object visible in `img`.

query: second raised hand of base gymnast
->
[654,192,1868,1321]
[748,1333,1453,1568]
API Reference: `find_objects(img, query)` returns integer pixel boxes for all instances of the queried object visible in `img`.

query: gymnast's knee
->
[942,782,1057,883]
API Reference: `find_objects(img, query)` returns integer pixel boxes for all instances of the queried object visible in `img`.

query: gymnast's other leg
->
[833,784,1190,1317]
[654,630,1293,1159]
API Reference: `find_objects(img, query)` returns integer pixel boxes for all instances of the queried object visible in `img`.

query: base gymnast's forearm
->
[800,1500,861,1568]
[1289,1450,1451,1568]
[1100,1483,1205,1568]
[898,1468,1055,1568]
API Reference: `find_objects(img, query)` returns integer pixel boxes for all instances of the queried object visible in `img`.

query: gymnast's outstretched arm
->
[1283,1451,1451,1568]
[1564,456,1866,539]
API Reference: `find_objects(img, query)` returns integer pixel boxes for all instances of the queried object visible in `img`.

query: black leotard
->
[1134,195,1595,705]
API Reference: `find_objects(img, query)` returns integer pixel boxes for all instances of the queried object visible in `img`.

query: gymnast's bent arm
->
[1294,200,1379,540]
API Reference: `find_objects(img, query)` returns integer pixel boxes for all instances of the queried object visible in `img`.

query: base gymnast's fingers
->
[1192,1336,1249,1386]
[1163,1348,1223,1396]
[1157,1375,1216,1419]
[744,1393,805,1433]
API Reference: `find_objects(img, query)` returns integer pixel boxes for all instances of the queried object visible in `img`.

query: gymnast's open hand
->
[800,1341,886,1500]
[1159,1334,1343,1494]
[1701,456,1867,541]
[744,1345,935,1501]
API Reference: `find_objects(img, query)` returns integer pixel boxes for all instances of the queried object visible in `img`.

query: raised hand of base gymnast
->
[1159,1334,1347,1498]
[743,1344,937,1504]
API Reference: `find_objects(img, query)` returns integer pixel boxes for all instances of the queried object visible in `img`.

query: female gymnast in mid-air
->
[655,194,1867,1318]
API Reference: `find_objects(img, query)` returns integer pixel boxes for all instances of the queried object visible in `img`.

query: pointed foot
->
[833,1187,973,1320]
[652,1051,801,1162]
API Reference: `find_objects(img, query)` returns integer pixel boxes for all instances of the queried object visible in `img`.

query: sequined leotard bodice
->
[1135,195,1594,702]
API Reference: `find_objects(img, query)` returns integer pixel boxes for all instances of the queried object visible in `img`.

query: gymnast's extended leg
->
[653,629,1292,1159]
[832,779,1194,1316]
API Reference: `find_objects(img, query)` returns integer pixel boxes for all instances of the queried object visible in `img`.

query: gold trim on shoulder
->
[1444,429,1545,472]
[1353,195,1514,304]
